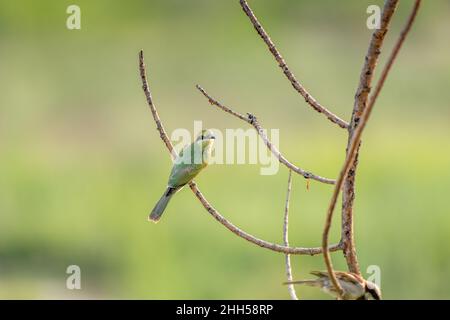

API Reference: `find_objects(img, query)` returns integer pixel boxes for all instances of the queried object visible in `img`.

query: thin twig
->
[139,50,342,256]
[239,0,349,129]
[323,0,421,298]
[196,85,336,185]
[283,170,298,300]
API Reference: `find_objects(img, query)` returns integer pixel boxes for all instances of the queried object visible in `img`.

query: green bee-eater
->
[149,129,216,222]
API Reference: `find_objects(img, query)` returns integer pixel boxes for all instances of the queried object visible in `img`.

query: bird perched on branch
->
[149,129,216,223]
[284,271,381,300]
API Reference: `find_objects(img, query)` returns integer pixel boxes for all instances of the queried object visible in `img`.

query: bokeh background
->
[0,0,449,299]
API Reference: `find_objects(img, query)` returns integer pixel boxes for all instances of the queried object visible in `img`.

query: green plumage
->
[149,130,215,222]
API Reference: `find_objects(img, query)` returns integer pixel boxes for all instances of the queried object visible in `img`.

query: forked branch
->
[323,0,420,297]
[139,50,342,256]
[140,0,421,299]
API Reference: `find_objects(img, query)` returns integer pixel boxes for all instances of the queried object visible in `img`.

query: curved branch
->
[196,85,336,185]
[139,50,342,256]
[239,0,348,129]
[340,0,400,276]
[323,0,421,298]
[283,170,298,300]
[139,50,177,160]
[340,2,422,273]
[189,181,342,255]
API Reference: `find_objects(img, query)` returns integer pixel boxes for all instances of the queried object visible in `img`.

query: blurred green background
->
[0,0,449,299]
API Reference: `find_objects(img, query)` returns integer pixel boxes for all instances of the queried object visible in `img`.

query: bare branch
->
[139,50,177,160]
[239,0,349,129]
[349,0,401,131]
[196,85,336,185]
[339,0,399,275]
[190,181,342,255]
[323,0,421,298]
[283,170,298,300]
[370,0,422,107]
[141,0,421,298]
[340,1,421,276]
[140,50,342,256]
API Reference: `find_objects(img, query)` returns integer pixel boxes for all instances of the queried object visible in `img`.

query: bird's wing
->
[310,270,330,278]
[168,163,198,188]
[311,271,365,286]
[168,142,205,188]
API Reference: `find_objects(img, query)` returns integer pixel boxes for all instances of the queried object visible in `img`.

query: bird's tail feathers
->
[149,187,178,223]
